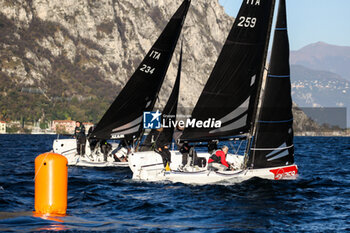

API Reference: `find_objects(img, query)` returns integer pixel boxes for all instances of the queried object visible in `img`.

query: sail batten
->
[248,0,295,168]
[90,0,191,139]
[258,118,293,123]
[268,74,290,78]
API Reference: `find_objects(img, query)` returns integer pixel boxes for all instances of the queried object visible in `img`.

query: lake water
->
[0,135,349,232]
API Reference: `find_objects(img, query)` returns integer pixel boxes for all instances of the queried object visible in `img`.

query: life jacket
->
[75,125,86,139]
[210,149,223,163]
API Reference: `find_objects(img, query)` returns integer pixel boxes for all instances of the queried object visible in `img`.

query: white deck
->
[53,138,128,167]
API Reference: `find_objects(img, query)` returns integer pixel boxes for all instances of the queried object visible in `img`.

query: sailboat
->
[129,0,298,184]
[52,0,191,167]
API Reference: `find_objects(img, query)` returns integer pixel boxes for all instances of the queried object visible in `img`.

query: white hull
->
[128,151,298,185]
[53,138,129,168]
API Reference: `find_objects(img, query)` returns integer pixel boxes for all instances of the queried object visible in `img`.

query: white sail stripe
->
[265,142,286,157]
[251,145,294,151]
[112,116,142,132]
[113,124,140,135]
[209,115,247,134]
[250,75,256,86]
[145,100,152,108]
[267,150,290,161]
[217,97,250,124]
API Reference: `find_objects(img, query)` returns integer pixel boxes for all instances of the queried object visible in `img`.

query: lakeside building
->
[52,120,76,134]
[0,121,6,134]
[51,120,94,134]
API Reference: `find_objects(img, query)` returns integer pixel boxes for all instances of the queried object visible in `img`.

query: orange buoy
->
[34,152,68,215]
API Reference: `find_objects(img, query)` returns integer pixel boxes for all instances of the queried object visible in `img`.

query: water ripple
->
[0,135,349,232]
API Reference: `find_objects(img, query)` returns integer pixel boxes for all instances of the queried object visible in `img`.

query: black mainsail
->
[90,0,191,139]
[140,43,183,150]
[180,0,275,141]
[248,0,294,168]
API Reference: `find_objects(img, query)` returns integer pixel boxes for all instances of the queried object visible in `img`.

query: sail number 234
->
[140,50,161,74]
[140,64,155,74]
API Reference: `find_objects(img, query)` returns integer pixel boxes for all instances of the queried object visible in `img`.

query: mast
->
[248,0,294,168]
[90,0,191,140]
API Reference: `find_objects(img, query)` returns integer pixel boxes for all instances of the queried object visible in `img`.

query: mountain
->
[291,64,349,128]
[0,0,232,122]
[290,42,350,81]
[0,0,334,134]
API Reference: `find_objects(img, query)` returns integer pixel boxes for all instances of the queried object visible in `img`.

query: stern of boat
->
[128,151,164,180]
[268,164,298,180]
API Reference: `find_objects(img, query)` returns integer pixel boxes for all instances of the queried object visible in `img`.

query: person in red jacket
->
[208,145,231,171]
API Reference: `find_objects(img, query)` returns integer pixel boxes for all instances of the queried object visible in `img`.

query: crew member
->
[74,121,86,156]
[100,139,112,162]
[87,124,98,152]
[179,142,191,168]
[156,145,171,168]
[173,125,184,149]
[208,145,231,171]
[152,128,171,168]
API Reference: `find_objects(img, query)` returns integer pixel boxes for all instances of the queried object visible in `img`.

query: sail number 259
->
[237,17,257,28]
[140,64,155,74]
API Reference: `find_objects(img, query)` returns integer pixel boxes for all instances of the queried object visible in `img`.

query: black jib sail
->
[90,0,191,139]
[248,0,294,168]
[180,0,275,142]
[140,43,183,150]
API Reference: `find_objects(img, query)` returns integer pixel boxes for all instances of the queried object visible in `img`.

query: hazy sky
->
[219,0,350,51]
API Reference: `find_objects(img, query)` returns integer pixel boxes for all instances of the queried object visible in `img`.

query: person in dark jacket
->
[155,145,171,168]
[74,121,86,156]
[173,125,184,149]
[100,139,112,162]
[179,142,191,167]
[147,128,170,168]
[87,124,98,152]
[208,145,232,171]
